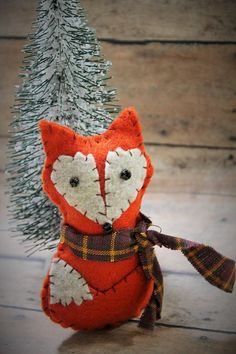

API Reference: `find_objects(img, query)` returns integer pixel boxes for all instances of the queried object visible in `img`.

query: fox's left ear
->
[108,107,144,145]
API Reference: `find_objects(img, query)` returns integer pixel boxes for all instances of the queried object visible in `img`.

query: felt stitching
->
[40,108,154,235]
[58,215,235,326]
[54,240,143,295]
[89,264,141,295]
[105,147,147,222]
[49,147,149,225]
[50,152,107,225]
[45,264,143,331]
[49,258,93,306]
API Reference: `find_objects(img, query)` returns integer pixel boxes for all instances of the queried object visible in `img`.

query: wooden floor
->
[0,1,236,353]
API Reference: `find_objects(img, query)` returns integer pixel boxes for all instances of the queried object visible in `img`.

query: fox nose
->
[103,222,113,235]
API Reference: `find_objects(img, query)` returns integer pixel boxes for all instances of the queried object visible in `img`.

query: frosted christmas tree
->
[7,0,120,253]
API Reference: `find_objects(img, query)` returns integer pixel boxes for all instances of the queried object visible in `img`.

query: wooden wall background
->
[0,2,236,353]
[0,0,236,196]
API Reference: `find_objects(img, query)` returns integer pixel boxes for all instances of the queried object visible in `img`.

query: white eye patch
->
[50,148,147,225]
[105,148,147,221]
[51,152,107,224]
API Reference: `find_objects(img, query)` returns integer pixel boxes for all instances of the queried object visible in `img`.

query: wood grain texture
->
[0,257,44,309]
[1,171,236,271]
[0,40,24,137]
[0,307,236,354]
[1,40,236,148]
[142,192,236,271]
[147,145,236,195]
[162,272,236,332]
[0,307,72,354]
[0,0,37,38]
[84,0,236,42]
[102,43,236,147]
[1,257,235,331]
[1,138,236,212]
[1,2,236,352]
[0,0,236,42]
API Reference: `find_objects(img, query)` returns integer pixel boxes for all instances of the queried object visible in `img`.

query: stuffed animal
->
[40,108,235,330]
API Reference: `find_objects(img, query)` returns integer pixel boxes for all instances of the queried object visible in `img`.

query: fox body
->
[40,108,155,330]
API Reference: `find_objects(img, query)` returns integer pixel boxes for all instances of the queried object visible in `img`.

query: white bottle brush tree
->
[7,0,120,253]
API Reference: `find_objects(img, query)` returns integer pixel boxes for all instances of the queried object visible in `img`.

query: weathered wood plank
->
[162,272,236,332]
[2,187,235,264]
[1,142,236,231]
[0,308,235,354]
[0,258,44,309]
[1,252,235,332]
[1,143,236,234]
[143,192,236,272]
[0,307,71,354]
[1,187,235,338]
[147,145,236,195]
[0,0,37,38]
[1,40,236,148]
[1,132,236,196]
[1,189,235,280]
[0,40,24,136]
[1,165,235,270]
[103,43,236,147]
[0,138,7,170]
[0,0,236,42]
[85,0,236,42]
[140,189,232,270]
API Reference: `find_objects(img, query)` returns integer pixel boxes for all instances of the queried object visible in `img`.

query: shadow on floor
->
[58,325,155,353]
[58,323,236,354]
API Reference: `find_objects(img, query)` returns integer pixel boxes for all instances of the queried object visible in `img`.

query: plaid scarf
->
[60,213,235,330]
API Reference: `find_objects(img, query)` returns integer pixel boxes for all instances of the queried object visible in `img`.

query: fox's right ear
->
[38,120,82,158]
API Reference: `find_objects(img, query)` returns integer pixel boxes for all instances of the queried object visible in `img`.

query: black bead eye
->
[69,176,80,187]
[120,169,132,180]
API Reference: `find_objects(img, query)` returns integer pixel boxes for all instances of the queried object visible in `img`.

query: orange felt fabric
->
[39,107,155,330]
[41,244,154,330]
[39,107,153,234]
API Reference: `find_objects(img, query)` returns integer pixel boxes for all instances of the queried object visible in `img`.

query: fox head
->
[39,108,153,234]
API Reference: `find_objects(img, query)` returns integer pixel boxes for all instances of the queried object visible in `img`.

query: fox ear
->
[108,107,144,144]
[39,120,79,158]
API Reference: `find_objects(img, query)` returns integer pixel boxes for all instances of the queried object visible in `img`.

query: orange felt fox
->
[40,107,235,331]
[40,108,155,330]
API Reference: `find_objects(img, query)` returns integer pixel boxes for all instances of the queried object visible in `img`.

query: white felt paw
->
[49,258,93,306]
